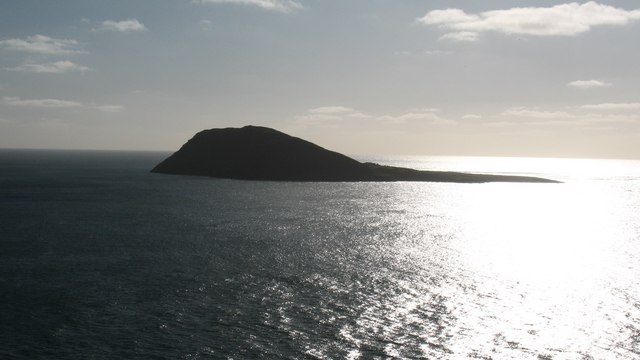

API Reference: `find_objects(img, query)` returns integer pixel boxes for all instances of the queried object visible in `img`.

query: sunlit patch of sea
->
[1,151,639,359]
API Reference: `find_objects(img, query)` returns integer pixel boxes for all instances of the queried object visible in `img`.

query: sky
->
[1,0,639,159]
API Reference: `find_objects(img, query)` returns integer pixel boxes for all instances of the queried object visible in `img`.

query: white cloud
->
[296,106,370,126]
[3,97,124,112]
[439,31,478,42]
[193,0,302,13]
[423,49,452,55]
[418,2,640,41]
[567,80,612,89]
[308,106,355,114]
[493,105,639,128]
[502,107,575,119]
[7,60,90,74]
[94,19,147,32]
[297,106,454,126]
[295,114,343,125]
[378,111,455,125]
[3,97,83,108]
[0,35,82,55]
[520,112,638,127]
[461,114,482,120]
[580,102,640,110]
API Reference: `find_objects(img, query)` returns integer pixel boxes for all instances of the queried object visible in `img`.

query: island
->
[151,126,559,183]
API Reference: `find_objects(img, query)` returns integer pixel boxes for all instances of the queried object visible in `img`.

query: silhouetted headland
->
[151,126,559,183]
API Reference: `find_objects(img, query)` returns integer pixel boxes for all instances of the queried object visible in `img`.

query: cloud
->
[94,19,147,32]
[580,102,640,110]
[461,114,482,120]
[567,80,612,89]
[3,97,124,112]
[519,112,638,127]
[6,60,90,74]
[439,31,478,42]
[418,2,640,42]
[0,35,82,55]
[308,106,356,114]
[296,106,370,125]
[193,0,302,13]
[502,107,575,119]
[296,106,455,126]
[378,111,455,125]
[3,97,83,108]
[493,105,639,128]
[423,50,452,55]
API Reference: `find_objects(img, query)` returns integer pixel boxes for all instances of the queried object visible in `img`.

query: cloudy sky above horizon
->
[1,1,639,158]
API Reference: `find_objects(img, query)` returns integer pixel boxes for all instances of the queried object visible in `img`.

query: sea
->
[1,149,639,359]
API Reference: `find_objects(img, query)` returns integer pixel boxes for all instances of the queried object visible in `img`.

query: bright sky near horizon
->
[1,1,639,158]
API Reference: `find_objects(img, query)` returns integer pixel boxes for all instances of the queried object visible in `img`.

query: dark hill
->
[151,126,559,183]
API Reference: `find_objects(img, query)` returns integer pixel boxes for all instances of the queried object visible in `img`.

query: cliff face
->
[152,126,559,183]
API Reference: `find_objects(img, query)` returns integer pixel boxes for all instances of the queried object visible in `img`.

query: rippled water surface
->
[1,150,640,359]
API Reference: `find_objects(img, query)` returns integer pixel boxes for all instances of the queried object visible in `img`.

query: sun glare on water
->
[427,157,640,358]
[361,156,640,358]
[459,182,619,286]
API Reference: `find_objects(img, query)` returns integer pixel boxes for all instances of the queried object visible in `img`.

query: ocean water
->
[1,150,640,359]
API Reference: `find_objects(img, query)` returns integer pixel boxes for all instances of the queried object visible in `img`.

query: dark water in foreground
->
[1,150,640,359]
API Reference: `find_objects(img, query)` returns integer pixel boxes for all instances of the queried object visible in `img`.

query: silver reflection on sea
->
[245,158,640,359]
